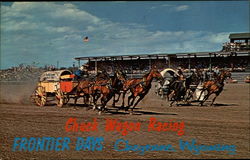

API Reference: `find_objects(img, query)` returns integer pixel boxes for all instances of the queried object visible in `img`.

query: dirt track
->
[0,82,249,159]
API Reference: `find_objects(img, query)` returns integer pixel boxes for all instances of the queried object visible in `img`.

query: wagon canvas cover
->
[39,70,72,82]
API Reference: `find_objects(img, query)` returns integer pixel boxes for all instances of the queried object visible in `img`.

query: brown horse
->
[198,70,231,106]
[111,70,127,107]
[122,69,163,114]
[73,80,95,110]
[73,71,110,109]
[91,71,112,110]
[92,70,127,114]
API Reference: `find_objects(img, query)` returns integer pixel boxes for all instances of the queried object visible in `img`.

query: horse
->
[92,70,127,114]
[73,71,110,110]
[73,79,94,109]
[167,70,202,107]
[95,70,110,81]
[198,70,231,106]
[122,69,163,114]
[110,70,127,107]
[91,70,111,109]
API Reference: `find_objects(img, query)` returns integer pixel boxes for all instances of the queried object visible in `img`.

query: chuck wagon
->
[155,68,205,102]
[31,70,78,107]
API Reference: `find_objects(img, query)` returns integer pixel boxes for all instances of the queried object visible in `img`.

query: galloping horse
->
[110,70,127,107]
[91,71,111,109]
[122,69,163,114]
[198,70,231,106]
[73,79,94,109]
[73,71,110,109]
[92,70,127,114]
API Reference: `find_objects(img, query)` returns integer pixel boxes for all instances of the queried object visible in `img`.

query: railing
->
[222,42,250,52]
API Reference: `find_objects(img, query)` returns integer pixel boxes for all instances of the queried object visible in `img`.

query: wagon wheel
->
[55,89,69,107]
[33,86,47,106]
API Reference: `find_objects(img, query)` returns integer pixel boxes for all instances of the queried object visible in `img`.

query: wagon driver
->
[74,64,89,80]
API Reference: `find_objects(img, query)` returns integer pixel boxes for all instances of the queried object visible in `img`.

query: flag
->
[83,36,89,42]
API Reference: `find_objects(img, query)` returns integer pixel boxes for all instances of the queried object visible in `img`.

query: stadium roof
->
[229,33,250,40]
[74,51,249,62]
[74,52,212,61]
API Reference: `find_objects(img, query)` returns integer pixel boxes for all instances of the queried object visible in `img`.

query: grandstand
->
[223,33,250,52]
[74,33,250,76]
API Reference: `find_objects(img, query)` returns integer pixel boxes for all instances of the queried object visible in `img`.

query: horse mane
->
[96,71,110,81]
[219,70,231,81]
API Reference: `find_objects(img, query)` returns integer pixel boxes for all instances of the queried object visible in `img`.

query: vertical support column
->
[130,56,133,78]
[88,58,90,66]
[78,59,80,67]
[188,54,191,74]
[209,53,212,80]
[130,66,133,78]
[111,57,114,74]
[95,59,98,75]
[149,56,151,70]
[88,58,90,74]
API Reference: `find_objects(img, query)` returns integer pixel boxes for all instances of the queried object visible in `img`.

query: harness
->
[78,82,94,90]
[126,78,148,91]
[215,82,223,89]
[93,78,114,92]
[137,76,147,88]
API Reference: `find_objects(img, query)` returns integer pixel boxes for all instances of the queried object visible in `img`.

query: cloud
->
[206,32,229,44]
[161,4,173,7]
[150,6,157,10]
[150,4,173,10]
[175,5,189,11]
[1,2,227,69]
[2,20,40,31]
[45,26,74,33]
[1,2,100,32]
[149,4,189,12]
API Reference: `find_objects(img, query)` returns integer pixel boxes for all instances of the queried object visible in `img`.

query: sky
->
[0,1,249,69]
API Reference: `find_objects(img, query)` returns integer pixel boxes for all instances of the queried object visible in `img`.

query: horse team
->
[73,69,162,114]
[157,69,232,107]
[72,67,232,114]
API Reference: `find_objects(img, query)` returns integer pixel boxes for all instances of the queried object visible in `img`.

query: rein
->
[127,74,151,90]
[78,82,94,90]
